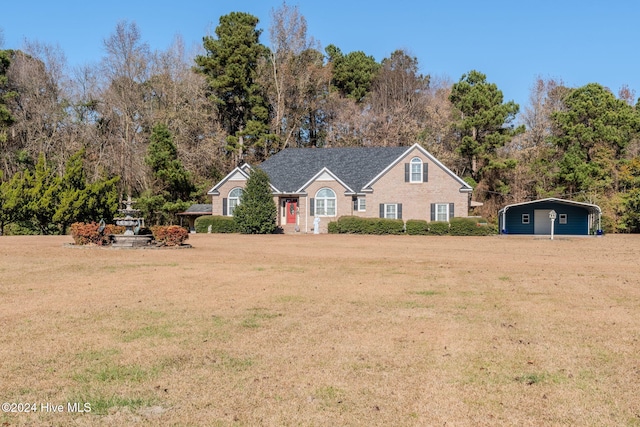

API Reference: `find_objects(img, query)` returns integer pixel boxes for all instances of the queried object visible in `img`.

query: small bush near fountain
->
[151,225,189,246]
[70,222,125,245]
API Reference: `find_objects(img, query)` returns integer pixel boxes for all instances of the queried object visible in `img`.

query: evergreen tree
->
[23,154,60,234]
[0,50,14,142]
[138,123,196,225]
[325,44,380,102]
[449,70,524,185]
[233,168,277,234]
[551,83,640,195]
[194,12,274,162]
[53,149,120,234]
[0,170,26,235]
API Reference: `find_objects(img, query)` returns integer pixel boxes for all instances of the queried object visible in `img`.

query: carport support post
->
[501,208,507,234]
[549,210,557,240]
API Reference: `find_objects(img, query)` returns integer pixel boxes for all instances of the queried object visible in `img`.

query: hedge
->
[194,215,239,233]
[427,221,450,236]
[405,219,429,235]
[329,216,404,235]
[449,217,495,236]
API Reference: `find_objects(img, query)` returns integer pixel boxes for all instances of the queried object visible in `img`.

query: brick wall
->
[365,147,469,221]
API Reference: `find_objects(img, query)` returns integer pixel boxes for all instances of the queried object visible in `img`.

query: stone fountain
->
[111,195,153,248]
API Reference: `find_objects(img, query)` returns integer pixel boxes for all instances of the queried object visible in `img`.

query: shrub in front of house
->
[449,217,495,236]
[330,216,404,235]
[427,221,450,235]
[233,168,277,234]
[195,215,238,233]
[369,218,405,235]
[151,225,189,246]
[406,219,429,235]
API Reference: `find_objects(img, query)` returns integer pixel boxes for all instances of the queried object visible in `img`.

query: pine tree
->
[449,70,524,184]
[233,168,277,234]
[194,12,273,162]
[138,123,196,224]
[325,44,380,103]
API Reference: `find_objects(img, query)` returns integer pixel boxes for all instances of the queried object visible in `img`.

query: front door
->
[286,200,298,224]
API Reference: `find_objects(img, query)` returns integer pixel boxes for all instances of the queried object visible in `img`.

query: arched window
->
[410,157,423,182]
[315,188,336,216]
[228,187,243,216]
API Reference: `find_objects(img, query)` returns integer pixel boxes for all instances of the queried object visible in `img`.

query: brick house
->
[207,143,474,233]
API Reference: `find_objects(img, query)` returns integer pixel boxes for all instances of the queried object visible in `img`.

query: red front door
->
[286,200,297,224]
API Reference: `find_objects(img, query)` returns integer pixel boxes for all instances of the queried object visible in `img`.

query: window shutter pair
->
[310,198,315,216]
[429,203,455,221]
[223,198,228,216]
[404,163,429,182]
[379,203,402,219]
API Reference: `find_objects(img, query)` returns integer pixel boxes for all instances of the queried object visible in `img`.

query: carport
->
[498,198,602,235]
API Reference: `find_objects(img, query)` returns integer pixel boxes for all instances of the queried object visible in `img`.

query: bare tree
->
[618,84,636,106]
[518,76,568,151]
[260,2,331,151]
[146,35,227,182]
[97,20,151,194]
[420,76,464,173]
[367,49,429,146]
[4,42,72,175]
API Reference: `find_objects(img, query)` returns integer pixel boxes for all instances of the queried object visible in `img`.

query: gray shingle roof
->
[258,146,408,193]
[179,204,212,215]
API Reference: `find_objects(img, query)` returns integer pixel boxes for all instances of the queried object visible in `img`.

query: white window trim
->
[315,188,337,217]
[357,197,366,212]
[435,203,449,222]
[384,203,398,219]
[228,187,243,216]
[410,157,423,183]
[559,213,567,224]
[522,213,530,224]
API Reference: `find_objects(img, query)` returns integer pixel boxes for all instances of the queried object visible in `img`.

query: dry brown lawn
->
[1,234,639,426]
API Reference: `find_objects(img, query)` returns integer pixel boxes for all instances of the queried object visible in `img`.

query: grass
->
[120,324,175,342]
[1,234,640,426]
[79,394,156,415]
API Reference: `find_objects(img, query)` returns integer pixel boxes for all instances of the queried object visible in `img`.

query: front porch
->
[278,196,303,233]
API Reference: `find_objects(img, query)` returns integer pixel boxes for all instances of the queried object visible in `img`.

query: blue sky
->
[2,0,639,110]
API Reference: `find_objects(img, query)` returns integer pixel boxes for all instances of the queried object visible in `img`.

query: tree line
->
[1,3,640,234]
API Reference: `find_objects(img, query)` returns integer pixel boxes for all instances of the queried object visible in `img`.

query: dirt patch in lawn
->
[1,234,639,426]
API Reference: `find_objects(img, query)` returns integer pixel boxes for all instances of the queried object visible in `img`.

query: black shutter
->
[223,198,228,216]
[430,203,436,221]
[397,203,402,219]
[310,198,315,216]
[379,204,385,218]
[449,203,455,219]
[423,163,429,182]
[404,163,410,182]
[353,198,358,211]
